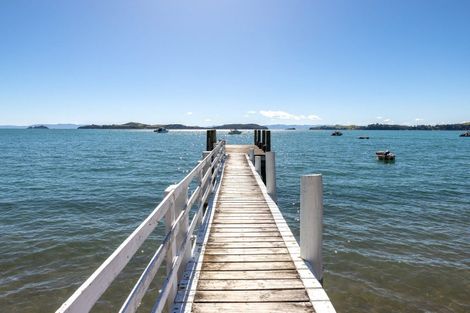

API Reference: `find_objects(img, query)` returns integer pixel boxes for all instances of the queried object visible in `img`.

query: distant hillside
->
[164,124,204,129]
[213,123,268,130]
[78,122,267,130]
[0,124,81,129]
[309,123,470,131]
[78,122,156,129]
[37,124,81,129]
[263,124,311,130]
[27,125,49,129]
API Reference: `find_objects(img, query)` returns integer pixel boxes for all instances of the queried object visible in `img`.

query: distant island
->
[78,122,268,130]
[3,122,468,131]
[213,123,268,130]
[27,125,49,129]
[309,123,470,131]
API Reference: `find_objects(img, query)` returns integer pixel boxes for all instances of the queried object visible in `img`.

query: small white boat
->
[228,129,242,135]
[154,127,168,133]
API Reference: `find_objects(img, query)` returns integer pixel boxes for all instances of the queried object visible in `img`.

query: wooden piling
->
[256,129,262,147]
[262,130,266,151]
[248,147,255,164]
[266,130,271,152]
[206,130,217,151]
[300,174,324,284]
[254,130,258,145]
[266,151,277,202]
[254,155,262,175]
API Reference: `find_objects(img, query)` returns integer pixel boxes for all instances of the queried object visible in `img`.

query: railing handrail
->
[56,141,226,313]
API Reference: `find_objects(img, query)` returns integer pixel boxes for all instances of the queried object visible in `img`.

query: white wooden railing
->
[56,141,226,313]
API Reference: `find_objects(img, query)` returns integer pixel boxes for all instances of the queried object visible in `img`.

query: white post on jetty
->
[265,151,277,202]
[248,147,255,164]
[300,174,323,283]
[255,156,261,175]
[202,151,210,177]
[164,183,189,307]
[164,185,178,307]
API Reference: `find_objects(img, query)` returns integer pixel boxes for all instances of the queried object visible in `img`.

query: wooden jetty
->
[57,130,335,313]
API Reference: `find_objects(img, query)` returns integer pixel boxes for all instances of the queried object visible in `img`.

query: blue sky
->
[0,0,469,126]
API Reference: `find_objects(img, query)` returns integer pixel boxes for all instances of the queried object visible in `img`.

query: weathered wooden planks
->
[206,241,287,249]
[209,232,281,237]
[197,278,305,290]
[203,254,292,263]
[190,153,315,313]
[202,261,297,271]
[192,302,314,313]
[204,248,289,255]
[194,289,310,302]
[198,270,299,280]
[206,236,283,243]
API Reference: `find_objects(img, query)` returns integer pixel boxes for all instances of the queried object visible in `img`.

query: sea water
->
[0,129,468,312]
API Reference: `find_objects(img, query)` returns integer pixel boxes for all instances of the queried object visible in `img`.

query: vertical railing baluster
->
[177,184,190,283]
[163,185,178,310]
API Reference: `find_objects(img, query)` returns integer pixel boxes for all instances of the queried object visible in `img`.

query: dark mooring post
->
[206,129,217,151]
[254,130,258,145]
[261,130,267,151]
[265,130,271,152]
[256,129,261,147]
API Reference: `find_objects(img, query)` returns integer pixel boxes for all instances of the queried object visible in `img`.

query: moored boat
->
[154,127,168,133]
[331,130,343,136]
[228,129,242,135]
[459,131,470,137]
[358,136,369,139]
[376,150,395,161]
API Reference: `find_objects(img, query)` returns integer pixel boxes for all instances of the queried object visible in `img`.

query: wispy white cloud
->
[376,116,394,124]
[307,114,321,121]
[204,118,212,122]
[415,118,423,122]
[186,112,193,115]
[246,110,256,114]
[259,110,321,121]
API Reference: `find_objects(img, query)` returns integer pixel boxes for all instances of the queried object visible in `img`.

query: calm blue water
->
[0,129,469,312]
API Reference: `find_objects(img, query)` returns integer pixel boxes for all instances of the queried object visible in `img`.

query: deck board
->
[191,302,314,313]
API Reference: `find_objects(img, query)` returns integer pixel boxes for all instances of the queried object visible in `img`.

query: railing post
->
[164,183,189,310]
[164,185,178,308]
[265,151,277,202]
[200,151,211,215]
[248,147,254,164]
[300,174,323,284]
[175,185,190,286]
[202,151,210,179]
[255,156,261,175]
